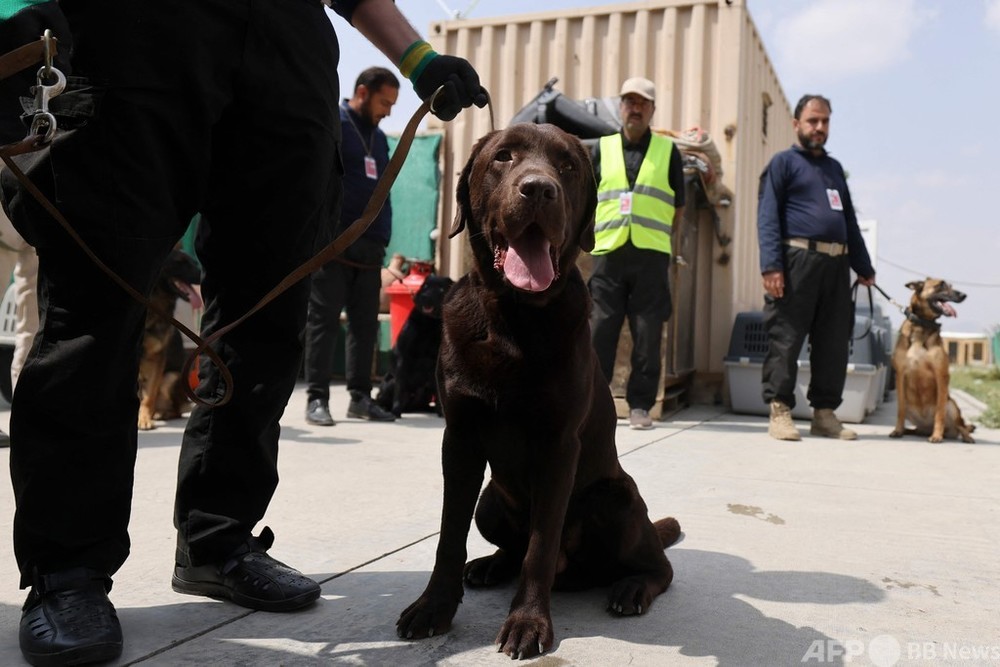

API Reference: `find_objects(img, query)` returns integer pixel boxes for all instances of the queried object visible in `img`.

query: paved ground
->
[1,384,997,666]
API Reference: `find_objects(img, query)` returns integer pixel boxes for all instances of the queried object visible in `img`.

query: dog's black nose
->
[518,175,557,202]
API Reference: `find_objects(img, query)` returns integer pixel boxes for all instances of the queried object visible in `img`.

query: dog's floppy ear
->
[449,157,472,238]
[906,280,924,293]
[449,132,495,239]
[577,147,598,252]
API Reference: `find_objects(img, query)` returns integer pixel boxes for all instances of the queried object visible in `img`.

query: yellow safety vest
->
[593,133,676,255]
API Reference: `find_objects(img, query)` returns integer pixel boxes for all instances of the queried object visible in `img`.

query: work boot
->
[305,399,335,426]
[768,400,801,441]
[347,394,396,422]
[811,409,857,440]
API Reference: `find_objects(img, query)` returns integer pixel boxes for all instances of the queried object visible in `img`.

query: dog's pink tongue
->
[504,232,554,292]
[942,302,956,317]
[179,282,203,310]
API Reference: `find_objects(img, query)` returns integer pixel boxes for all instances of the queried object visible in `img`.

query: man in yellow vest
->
[589,77,685,430]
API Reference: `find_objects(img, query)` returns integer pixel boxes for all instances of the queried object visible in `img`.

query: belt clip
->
[29,30,66,145]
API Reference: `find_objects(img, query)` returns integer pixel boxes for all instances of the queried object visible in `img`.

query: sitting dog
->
[138,249,202,430]
[376,274,454,417]
[396,124,680,659]
[889,278,975,443]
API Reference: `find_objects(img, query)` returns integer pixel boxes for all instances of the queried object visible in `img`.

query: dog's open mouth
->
[172,279,203,310]
[930,295,957,318]
[492,225,559,292]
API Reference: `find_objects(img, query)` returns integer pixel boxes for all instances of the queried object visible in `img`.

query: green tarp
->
[386,133,441,266]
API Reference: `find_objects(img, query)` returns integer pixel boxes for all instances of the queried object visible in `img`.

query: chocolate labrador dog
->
[890,278,975,443]
[397,123,680,659]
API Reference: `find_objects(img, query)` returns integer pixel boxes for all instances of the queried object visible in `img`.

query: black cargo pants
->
[761,246,853,410]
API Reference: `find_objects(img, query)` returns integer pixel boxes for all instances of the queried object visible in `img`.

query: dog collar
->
[904,308,941,331]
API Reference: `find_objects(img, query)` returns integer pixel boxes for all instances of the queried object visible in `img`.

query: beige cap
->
[620,77,656,101]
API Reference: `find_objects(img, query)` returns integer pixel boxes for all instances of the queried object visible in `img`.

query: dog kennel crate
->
[724,311,884,423]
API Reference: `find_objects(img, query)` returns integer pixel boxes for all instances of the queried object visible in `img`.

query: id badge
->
[619,191,633,215]
[364,156,378,180]
[826,188,844,211]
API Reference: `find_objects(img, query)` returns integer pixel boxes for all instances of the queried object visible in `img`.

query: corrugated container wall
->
[426,0,794,396]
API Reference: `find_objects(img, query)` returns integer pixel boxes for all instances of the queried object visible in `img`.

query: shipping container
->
[426,0,794,410]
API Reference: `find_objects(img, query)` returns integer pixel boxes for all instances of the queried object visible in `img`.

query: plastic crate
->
[725,311,769,360]
[724,310,883,423]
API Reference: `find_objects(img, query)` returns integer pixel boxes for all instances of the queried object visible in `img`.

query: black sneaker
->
[305,398,335,426]
[20,568,123,666]
[171,527,320,612]
[347,395,397,422]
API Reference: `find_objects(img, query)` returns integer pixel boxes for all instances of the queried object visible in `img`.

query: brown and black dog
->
[137,249,202,431]
[396,124,680,659]
[889,278,975,443]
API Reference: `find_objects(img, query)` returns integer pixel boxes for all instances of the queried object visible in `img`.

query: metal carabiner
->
[30,63,66,144]
[41,28,55,79]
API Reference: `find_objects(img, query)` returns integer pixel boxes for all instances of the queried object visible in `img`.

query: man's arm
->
[342,0,486,121]
[757,155,787,298]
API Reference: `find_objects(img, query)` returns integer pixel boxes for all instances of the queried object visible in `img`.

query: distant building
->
[940,332,993,366]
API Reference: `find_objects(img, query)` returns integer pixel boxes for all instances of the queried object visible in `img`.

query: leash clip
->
[29,30,66,145]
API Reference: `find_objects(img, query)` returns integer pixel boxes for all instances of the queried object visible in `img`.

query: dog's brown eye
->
[559,162,575,174]
[495,149,513,162]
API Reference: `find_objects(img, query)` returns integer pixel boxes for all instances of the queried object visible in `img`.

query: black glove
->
[412,54,487,122]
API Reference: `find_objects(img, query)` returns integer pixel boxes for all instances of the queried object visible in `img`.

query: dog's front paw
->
[495,610,554,659]
[138,410,156,431]
[397,593,460,640]
[928,433,944,443]
[888,428,904,438]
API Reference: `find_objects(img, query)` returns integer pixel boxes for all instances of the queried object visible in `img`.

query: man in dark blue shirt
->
[1,1,485,664]
[757,94,875,441]
[305,67,399,426]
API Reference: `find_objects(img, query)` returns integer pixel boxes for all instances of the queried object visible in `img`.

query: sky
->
[330,0,1000,335]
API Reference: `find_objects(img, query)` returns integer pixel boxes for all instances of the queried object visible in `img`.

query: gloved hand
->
[403,42,486,121]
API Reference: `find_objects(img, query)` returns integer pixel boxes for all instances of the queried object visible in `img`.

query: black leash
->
[850,280,906,341]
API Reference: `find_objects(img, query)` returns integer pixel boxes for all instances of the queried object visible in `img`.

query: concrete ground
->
[1,384,997,666]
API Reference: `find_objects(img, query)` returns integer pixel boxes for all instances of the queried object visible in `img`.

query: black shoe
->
[347,395,397,421]
[305,399,335,426]
[0,428,10,448]
[171,527,321,612]
[20,568,123,667]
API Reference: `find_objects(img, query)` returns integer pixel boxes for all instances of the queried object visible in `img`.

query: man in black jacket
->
[305,66,399,426]
[757,94,875,442]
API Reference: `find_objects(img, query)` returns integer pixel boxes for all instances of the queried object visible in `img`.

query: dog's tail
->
[654,517,682,548]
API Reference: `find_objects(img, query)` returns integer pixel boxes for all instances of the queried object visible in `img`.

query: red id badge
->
[619,192,633,215]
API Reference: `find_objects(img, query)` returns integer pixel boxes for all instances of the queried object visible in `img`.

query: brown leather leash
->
[0,34,495,409]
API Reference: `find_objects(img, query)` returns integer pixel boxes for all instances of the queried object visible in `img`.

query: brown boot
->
[768,401,801,441]
[811,409,857,440]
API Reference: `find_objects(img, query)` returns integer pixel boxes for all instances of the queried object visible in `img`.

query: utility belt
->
[783,237,847,257]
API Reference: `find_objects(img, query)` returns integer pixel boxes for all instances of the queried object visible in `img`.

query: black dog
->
[377,274,454,417]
